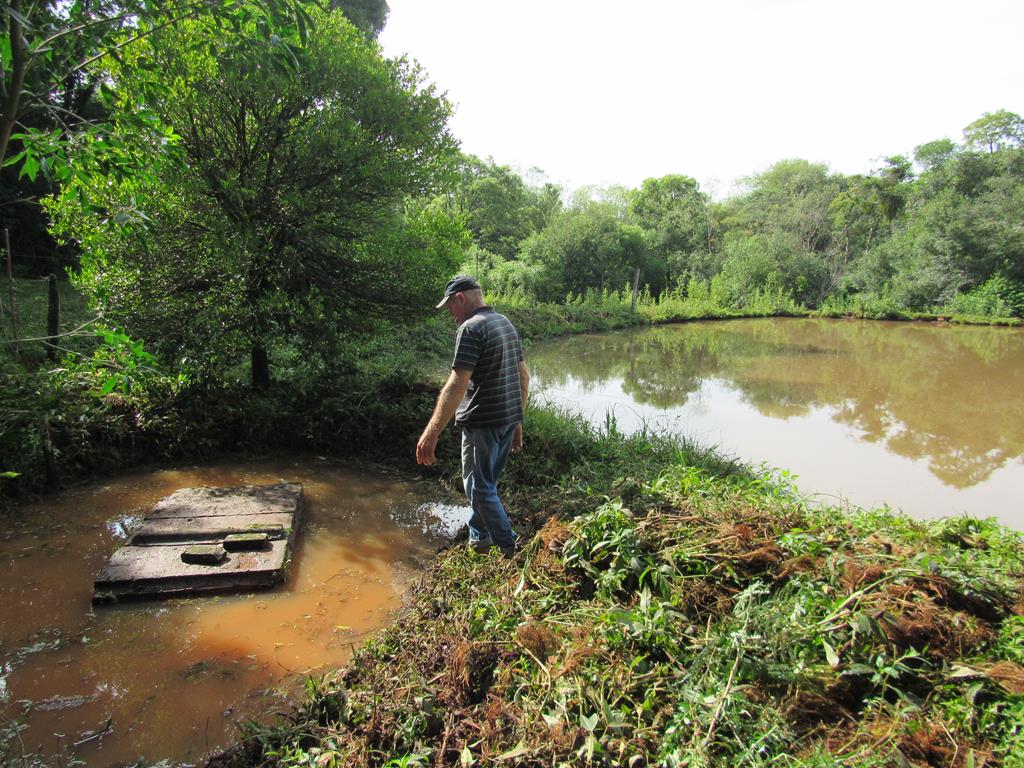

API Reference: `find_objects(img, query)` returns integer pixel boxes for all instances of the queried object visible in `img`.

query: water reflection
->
[529,319,1024,524]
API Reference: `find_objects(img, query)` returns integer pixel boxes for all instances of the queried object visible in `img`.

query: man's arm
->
[512,360,529,452]
[416,368,472,466]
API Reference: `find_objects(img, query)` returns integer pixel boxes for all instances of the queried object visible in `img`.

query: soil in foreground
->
[217,457,1024,767]
[0,458,469,766]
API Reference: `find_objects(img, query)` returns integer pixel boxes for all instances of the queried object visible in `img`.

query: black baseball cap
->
[436,274,481,308]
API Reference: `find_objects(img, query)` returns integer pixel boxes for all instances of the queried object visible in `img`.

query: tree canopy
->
[454,110,1024,319]
[49,5,461,387]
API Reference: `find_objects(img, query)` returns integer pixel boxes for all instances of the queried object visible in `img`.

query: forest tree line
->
[456,110,1024,318]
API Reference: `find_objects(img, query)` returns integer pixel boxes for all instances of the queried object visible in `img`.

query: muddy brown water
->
[528,318,1024,529]
[0,458,470,766]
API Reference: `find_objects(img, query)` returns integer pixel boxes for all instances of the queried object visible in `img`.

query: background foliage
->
[457,112,1024,320]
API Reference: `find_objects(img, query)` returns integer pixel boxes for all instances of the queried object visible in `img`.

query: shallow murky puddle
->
[0,457,469,766]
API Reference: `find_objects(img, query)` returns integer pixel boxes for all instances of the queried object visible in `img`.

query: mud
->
[0,457,470,766]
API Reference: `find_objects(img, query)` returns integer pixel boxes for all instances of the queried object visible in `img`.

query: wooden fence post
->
[46,274,60,360]
[4,228,17,340]
[41,416,57,487]
[631,266,641,312]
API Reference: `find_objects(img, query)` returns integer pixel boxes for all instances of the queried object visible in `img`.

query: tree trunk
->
[0,0,29,164]
[251,343,270,390]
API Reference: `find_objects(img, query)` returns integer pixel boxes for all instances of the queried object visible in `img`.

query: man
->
[416,275,529,557]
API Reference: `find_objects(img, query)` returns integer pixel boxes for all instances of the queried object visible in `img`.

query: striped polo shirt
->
[452,307,524,428]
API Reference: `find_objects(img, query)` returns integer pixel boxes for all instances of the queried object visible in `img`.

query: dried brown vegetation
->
[214,464,1024,768]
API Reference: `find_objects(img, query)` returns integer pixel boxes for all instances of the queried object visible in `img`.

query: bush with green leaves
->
[944,273,1024,318]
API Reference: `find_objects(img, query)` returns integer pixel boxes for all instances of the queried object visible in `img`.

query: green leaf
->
[580,712,599,732]
[2,149,28,168]
[0,471,21,479]
[822,639,840,668]
[20,154,39,182]
[294,5,309,42]
[965,682,984,706]
[99,376,119,396]
[0,34,11,71]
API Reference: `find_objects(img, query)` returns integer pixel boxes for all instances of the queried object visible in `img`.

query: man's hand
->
[416,429,439,466]
[511,423,524,453]
[416,369,472,467]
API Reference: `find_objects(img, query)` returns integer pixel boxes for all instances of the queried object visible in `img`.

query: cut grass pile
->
[216,421,1024,768]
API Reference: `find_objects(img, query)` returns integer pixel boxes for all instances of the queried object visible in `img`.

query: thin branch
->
[0,315,100,344]
[34,4,173,50]
[701,640,742,750]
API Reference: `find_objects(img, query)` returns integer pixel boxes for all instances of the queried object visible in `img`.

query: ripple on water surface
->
[0,457,470,766]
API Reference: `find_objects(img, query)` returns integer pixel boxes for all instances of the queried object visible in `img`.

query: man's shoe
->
[470,539,492,554]
[499,544,517,558]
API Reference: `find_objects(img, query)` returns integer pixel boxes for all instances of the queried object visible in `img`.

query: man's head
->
[437,274,484,324]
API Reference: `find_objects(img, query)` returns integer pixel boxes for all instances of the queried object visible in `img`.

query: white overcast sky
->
[378,0,1024,198]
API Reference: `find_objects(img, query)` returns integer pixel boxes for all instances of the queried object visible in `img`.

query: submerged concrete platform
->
[93,483,303,602]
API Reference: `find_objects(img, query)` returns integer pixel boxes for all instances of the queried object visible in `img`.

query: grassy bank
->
[494,287,1021,331]
[203,295,1024,767]
[2,285,1019,504]
[631,287,1022,328]
[2,288,1023,767]
[212,407,1024,768]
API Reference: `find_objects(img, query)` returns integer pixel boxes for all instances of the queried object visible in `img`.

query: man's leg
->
[463,424,517,550]
[462,429,491,549]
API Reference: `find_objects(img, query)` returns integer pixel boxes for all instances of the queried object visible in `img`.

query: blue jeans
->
[462,423,518,549]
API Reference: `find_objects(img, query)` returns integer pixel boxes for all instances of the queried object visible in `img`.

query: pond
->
[527,318,1024,529]
[0,458,469,766]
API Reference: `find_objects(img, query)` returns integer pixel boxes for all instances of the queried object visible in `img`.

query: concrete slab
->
[93,482,303,602]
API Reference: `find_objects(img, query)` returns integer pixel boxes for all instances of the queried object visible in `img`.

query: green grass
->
[4,288,1023,766]
[215,411,1024,768]
[2,286,1018,501]
[0,276,94,371]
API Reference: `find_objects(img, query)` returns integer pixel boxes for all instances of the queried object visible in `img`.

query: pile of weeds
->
[216,441,1024,767]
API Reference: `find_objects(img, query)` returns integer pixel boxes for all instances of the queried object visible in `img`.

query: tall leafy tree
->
[628,174,710,288]
[1,0,312,171]
[332,0,389,38]
[519,196,656,301]
[455,156,561,262]
[963,110,1024,154]
[844,127,1024,309]
[51,7,459,387]
[1,0,315,274]
[913,138,957,173]
[726,159,841,254]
